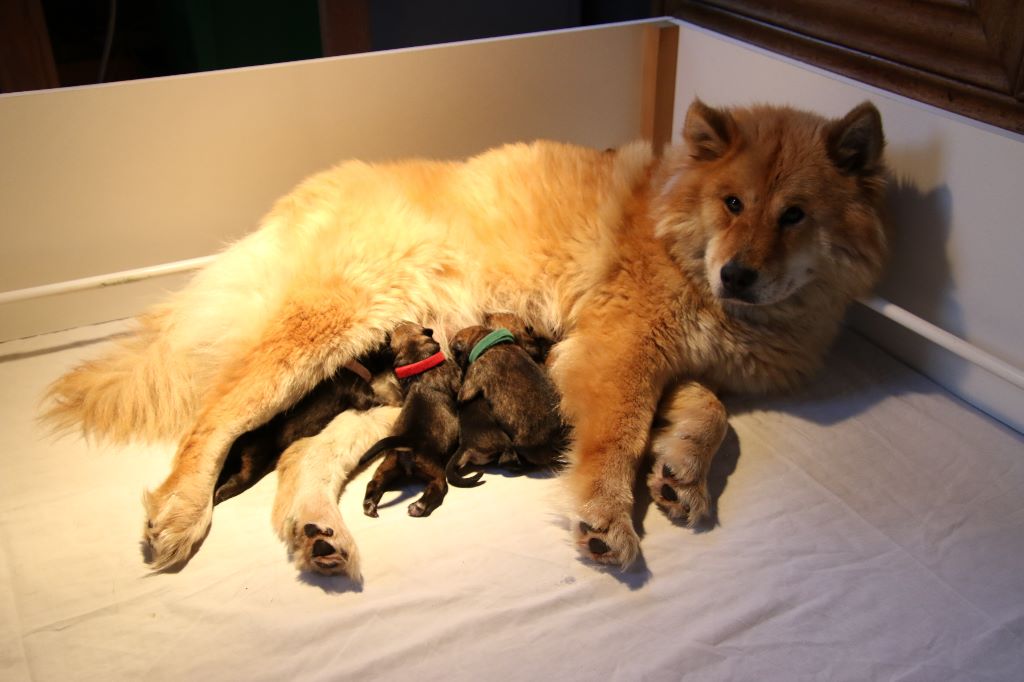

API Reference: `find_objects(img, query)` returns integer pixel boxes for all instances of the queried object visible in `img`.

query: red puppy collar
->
[394,351,446,379]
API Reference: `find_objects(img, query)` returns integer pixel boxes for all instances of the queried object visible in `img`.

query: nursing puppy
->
[45,100,888,571]
[213,348,400,504]
[359,322,462,518]
[482,312,556,365]
[446,322,566,486]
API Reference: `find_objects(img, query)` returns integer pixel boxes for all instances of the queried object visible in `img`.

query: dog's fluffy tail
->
[39,224,297,444]
[40,310,201,443]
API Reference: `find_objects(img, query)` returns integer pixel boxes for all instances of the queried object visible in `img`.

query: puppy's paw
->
[573,505,640,568]
[363,480,384,518]
[142,487,213,571]
[282,504,361,581]
[649,458,710,528]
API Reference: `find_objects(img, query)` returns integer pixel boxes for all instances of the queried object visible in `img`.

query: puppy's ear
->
[683,98,736,161]
[827,101,885,176]
[450,338,468,366]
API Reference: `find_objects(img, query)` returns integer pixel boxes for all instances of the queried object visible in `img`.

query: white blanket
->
[1,321,1022,681]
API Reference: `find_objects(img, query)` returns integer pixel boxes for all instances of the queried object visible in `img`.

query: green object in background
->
[161,0,321,73]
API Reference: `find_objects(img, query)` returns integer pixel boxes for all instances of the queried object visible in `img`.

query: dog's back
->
[42,142,651,444]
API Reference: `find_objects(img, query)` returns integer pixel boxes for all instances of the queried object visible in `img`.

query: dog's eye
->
[423,328,434,338]
[724,195,743,214]
[779,206,805,227]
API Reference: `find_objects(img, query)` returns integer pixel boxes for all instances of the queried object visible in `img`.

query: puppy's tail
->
[40,310,200,443]
[357,436,409,467]
[445,448,485,488]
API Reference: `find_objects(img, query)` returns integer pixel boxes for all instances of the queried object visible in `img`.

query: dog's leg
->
[143,291,396,570]
[215,374,368,504]
[272,406,399,580]
[213,430,277,505]
[648,380,726,527]
[407,454,448,517]
[449,397,512,479]
[362,453,404,518]
[550,332,666,568]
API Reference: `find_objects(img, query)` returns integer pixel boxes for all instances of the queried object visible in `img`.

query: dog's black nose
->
[720,260,758,294]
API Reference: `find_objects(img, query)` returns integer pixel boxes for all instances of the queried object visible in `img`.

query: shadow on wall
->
[876,173,961,338]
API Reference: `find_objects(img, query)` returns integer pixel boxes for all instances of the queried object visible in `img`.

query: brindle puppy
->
[446,321,566,486]
[482,312,556,365]
[213,346,400,504]
[360,322,462,518]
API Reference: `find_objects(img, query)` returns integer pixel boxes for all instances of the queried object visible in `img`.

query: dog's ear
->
[450,337,468,367]
[683,99,736,161]
[827,101,885,176]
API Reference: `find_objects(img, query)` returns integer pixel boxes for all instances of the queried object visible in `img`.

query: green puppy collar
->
[468,328,516,363]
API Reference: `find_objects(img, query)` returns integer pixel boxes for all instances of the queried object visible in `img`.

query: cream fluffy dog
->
[44,99,887,576]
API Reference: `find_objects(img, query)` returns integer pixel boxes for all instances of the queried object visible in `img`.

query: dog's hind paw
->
[283,509,361,581]
[573,507,640,568]
[649,459,710,528]
[142,487,213,571]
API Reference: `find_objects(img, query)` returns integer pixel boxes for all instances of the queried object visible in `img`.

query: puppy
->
[446,322,566,486]
[212,347,400,504]
[482,312,557,365]
[360,322,462,518]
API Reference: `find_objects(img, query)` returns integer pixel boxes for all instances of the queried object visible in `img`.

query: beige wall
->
[0,22,656,341]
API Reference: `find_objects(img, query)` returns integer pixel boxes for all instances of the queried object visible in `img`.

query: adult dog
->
[44,99,887,571]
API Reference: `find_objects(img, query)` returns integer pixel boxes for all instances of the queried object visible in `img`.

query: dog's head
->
[655,100,888,307]
[389,321,441,366]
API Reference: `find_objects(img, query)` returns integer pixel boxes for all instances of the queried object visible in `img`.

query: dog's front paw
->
[142,487,213,571]
[280,502,361,581]
[649,457,710,528]
[573,505,640,568]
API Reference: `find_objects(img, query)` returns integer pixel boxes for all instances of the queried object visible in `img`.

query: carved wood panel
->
[666,0,1024,133]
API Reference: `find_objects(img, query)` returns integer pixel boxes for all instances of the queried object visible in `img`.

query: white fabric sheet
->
[1,321,1022,681]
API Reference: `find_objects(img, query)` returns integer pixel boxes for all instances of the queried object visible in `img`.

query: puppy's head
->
[655,99,887,307]
[482,312,553,363]
[449,325,491,369]
[389,321,441,367]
